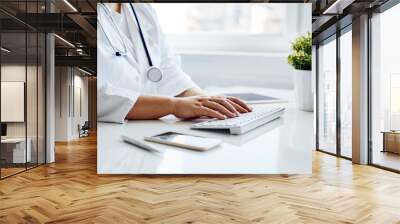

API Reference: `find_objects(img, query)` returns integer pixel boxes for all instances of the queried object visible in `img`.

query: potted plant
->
[287,33,313,112]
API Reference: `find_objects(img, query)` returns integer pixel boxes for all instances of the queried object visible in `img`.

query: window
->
[152,3,309,53]
[317,36,337,155]
[0,1,46,179]
[153,4,287,35]
[370,2,400,171]
[339,28,352,158]
[390,74,400,130]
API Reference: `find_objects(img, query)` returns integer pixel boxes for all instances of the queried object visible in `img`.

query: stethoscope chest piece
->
[100,4,164,82]
[147,66,163,83]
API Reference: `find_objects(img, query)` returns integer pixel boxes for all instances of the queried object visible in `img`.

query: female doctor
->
[97,3,252,123]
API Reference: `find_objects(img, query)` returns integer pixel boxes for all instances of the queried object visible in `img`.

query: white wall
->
[54,67,89,141]
[1,65,42,138]
[1,64,46,164]
[71,74,89,138]
[1,66,26,130]
[55,67,69,141]
[180,52,294,89]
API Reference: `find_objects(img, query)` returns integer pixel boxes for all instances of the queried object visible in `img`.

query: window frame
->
[0,0,47,180]
[315,0,400,172]
[315,22,353,161]
[368,0,400,173]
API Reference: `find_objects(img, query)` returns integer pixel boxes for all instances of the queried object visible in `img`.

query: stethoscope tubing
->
[129,3,154,67]
[98,4,128,57]
[98,3,162,83]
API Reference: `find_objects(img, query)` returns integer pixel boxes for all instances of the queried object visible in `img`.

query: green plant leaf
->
[287,32,312,71]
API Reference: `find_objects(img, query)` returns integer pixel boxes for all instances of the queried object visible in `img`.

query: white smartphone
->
[144,132,222,151]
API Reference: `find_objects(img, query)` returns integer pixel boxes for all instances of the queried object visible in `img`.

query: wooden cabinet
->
[382,131,400,154]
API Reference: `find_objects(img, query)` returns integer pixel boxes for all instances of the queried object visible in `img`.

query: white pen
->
[121,135,160,153]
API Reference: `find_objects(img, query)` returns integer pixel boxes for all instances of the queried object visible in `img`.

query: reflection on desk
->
[98,88,314,174]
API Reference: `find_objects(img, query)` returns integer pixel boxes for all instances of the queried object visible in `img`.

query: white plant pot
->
[293,69,313,112]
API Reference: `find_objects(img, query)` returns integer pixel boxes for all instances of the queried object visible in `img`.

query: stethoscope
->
[98,3,163,83]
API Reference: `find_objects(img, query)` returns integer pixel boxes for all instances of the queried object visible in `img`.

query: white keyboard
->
[191,107,285,135]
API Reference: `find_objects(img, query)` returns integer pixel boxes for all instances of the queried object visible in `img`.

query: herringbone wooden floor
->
[1,134,400,224]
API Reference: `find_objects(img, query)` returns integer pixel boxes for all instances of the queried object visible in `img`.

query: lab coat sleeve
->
[97,81,139,124]
[150,8,200,97]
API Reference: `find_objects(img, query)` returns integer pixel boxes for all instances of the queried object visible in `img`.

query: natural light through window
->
[150,4,309,53]
[152,4,287,35]
[391,74,400,130]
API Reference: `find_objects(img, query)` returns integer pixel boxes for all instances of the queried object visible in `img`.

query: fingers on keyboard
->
[204,101,236,118]
[228,97,252,112]
[210,98,239,115]
[226,99,248,113]
[200,106,226,120]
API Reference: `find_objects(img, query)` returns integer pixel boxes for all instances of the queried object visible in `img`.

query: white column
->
[46,33,55,163]
[55,67,74,141]
[352,14,369,164]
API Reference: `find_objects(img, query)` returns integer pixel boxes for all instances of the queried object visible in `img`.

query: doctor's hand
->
[172,96,252,120]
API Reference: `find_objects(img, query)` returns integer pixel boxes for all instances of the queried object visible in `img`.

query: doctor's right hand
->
[172,96,252,120]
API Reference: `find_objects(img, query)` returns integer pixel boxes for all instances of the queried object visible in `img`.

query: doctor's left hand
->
[172,96,252,120]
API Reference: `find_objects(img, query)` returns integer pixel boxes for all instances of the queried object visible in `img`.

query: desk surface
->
[98,87,314,174]
[1,138,26,143]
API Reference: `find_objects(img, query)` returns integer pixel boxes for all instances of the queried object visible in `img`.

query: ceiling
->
[0,0,395,74]
[0,0,97,73]
[311,0,391,43]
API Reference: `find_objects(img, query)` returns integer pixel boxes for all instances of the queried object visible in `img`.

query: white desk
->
[98,87,314,174]
[1,138,31,163]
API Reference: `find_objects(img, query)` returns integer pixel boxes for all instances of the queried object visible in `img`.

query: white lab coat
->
[97,3,198,123]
